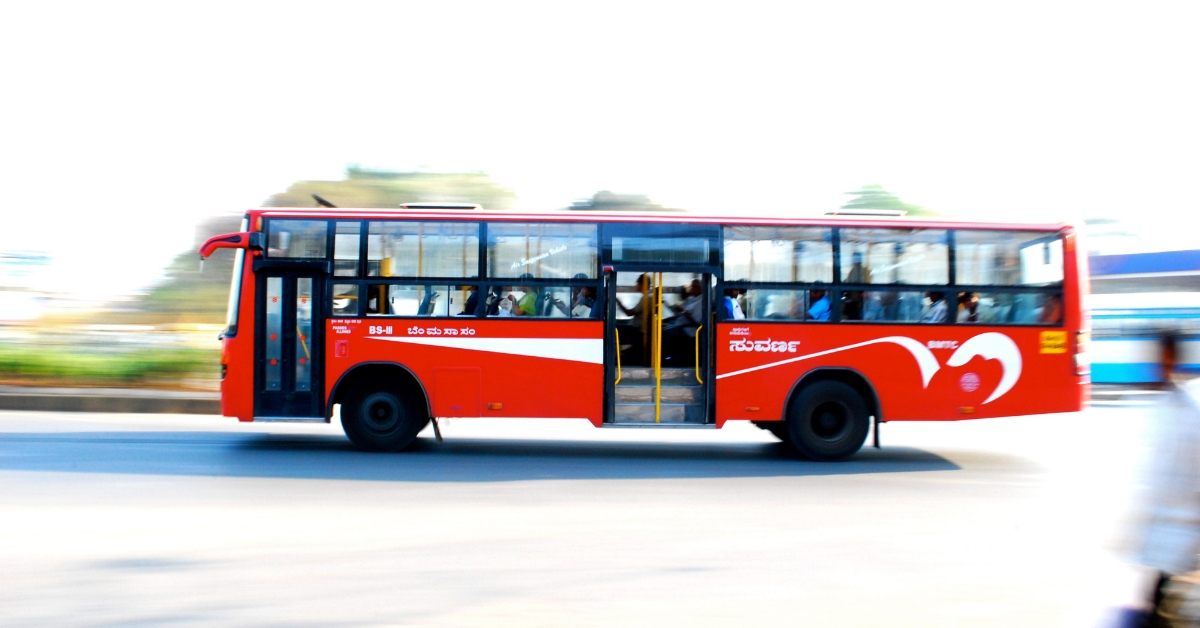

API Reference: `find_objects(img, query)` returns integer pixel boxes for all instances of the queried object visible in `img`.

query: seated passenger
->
[842,290,864,321]
[509,274,539,316]
[486,287,515,317]
[861,293,881,321]
[668,280,704,327]
[723,288,745,320]
[805,289,831,321]
[460,286,479,316]
[1039,293,1063,324]
[920,291,948,323]
[571,286,596,318]
[957,292,979,323]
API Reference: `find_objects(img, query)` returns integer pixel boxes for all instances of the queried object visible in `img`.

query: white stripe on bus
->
[369,336,604,364]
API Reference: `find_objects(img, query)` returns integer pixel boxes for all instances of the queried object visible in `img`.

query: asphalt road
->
[0,394,1167,627]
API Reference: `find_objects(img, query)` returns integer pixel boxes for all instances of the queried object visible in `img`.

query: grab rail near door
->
[694,325,703,384]
[614,328,622,385]
[654,272,663,424]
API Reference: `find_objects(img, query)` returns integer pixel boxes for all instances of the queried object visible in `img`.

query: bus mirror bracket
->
[199,232,265,260]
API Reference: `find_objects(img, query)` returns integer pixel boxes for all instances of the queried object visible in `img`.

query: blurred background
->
[1,1,1198,392]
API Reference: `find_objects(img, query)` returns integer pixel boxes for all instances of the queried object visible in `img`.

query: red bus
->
[200,206,1090,460]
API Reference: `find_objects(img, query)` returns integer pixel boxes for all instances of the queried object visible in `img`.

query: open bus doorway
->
[609,271,711,424]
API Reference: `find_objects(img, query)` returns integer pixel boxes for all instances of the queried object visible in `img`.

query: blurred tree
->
[568,190,681,212]
[135,214,244,323]
[841,184,938,216]
[127,167,518,323]
[265,166,518,209]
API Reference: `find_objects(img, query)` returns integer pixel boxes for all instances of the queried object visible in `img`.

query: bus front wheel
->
[341,383,427,452]
[786,380,869,461]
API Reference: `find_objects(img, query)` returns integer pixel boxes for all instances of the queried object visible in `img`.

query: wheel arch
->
[327,361,432,420]
[783,367,882,423]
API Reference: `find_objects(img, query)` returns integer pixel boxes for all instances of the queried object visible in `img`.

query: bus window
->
[333,222,361,277]
[487,223,597,279]
[840,228,949,285]
[955,231,1063,286]
[969,292,1061,324]
[365,284,475,317]
[741,289,802,320]
[331,284,358,317]
[266,220,327,258]
[368,222,479,279]
[856,290,926,322]
[485,285,577,317]
[723,226,832,283]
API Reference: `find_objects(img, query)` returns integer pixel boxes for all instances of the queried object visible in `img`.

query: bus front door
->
[608,271,712,425]
[255,271,324,418]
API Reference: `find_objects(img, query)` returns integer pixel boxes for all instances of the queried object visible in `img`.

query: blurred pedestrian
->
[1116,334,1200,627]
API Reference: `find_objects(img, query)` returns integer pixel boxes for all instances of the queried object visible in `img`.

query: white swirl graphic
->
[946,332,1022,404]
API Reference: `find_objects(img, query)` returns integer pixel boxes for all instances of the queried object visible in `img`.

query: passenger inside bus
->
[460,286,479,316]
[804,289,831,321]
[1039,293,1064,324]
[920,291,949,323]
[723,288,745,320]
[509,274,539,316]
[957,292,979,323]
[616,274,650,365]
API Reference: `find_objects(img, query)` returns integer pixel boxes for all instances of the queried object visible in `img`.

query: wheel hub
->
[364,397,400,432]
[811,402,849,441]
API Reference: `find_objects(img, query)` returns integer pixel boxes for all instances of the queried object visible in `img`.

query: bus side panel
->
[223,257,257,422]
[715,322,1084,425]
[326,319,604,426]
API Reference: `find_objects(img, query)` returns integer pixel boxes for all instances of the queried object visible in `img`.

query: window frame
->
[325,219,603,320]
[718,226,1066,326]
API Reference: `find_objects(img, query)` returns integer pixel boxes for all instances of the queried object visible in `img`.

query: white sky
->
[2,1,1199,300]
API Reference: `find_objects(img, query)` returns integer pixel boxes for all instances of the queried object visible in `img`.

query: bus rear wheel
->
[786,380,869,461]
[341,383,427,452]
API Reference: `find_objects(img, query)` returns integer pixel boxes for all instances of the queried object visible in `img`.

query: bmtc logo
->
[875,333,1023,404]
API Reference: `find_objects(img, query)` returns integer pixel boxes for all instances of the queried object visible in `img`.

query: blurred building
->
[0,251,50,323]
[1090,250,1200,383]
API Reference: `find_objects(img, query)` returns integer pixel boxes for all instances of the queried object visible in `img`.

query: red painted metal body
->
[208,207,1089,425]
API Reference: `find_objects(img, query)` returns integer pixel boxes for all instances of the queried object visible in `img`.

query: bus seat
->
[418,290,440,316]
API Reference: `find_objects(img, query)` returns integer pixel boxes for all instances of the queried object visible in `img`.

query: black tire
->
[341,382,428,452]
[785,380,870,461]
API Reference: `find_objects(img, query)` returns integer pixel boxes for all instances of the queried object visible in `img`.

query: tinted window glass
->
[848,290,927,323]
[366,284,475,317]
[611,237,709,265]
[955,231,1063,286]
[368,222,479,278]
[267,220,327,258]
[723,226,833,283]
[740,288,833,321]
[333,222,360,277]
[962,291,1062,324]
[840,228,949,285]
[331,284,358,317]
[488,223,597,279]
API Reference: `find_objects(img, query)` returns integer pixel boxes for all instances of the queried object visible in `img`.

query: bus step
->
[614,385,702,404]
[603,422,716,429]
[616,367,698,385]
[612,402,705,424]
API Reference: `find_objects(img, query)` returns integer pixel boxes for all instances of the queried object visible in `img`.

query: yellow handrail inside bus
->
[655,273,663,424]
[694,324,703,384]
[614,328,622,385]
[297,325,311,360]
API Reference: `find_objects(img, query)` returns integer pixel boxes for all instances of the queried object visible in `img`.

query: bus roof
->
[247,206,1073,233]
